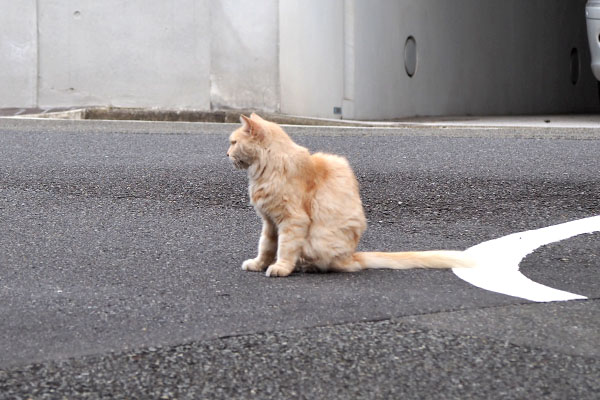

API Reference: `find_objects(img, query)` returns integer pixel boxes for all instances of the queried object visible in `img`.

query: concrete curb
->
[2,107,388,127]
[3,106,599,130]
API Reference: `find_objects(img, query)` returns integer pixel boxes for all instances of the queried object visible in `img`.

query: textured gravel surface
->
[0,118,599,398]
[1,318,599,400]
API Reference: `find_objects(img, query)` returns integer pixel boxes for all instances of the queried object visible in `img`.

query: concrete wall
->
[1,0,279,111]
[279,0,598,119]
[38,0,211,109]
[279,0,345,119]
[0,0,37,108]
[210,0,279,111]
[348,0,598,119]
[1,0,598,118]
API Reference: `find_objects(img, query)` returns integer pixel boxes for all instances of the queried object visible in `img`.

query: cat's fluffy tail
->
[353,250,474,270]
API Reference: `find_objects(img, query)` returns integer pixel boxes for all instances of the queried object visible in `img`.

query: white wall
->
[210,0,279,111]
[347,0,597,119]
[1,0,279,111]
[279,0,345,119]
[279,0,598,119]
[1,0,597,117]
[37,0,211,109]
[0,0,37,108]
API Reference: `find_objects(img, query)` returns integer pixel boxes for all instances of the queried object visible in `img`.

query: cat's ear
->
[240,114,263,139]
[240,114,252,132]
[250,112,265,122]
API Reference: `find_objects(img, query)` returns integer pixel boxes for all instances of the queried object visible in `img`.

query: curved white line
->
[453,215,600,302]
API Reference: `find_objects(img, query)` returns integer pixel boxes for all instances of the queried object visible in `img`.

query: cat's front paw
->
[265,262,293,277]
[242,258,266,272]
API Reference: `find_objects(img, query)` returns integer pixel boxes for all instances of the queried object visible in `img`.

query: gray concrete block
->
[37,0,211,109]
[0,0,37,108]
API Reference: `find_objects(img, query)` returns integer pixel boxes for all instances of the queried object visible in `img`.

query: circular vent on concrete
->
[404,36,417,77]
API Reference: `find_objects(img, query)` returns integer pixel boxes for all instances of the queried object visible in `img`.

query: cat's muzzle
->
[231,158,249,170]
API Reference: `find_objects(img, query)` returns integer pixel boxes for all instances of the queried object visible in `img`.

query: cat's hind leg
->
[328,254,365,273]
[242,218,277,272]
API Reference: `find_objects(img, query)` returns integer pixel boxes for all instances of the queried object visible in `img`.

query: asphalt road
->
[0,118,599,399]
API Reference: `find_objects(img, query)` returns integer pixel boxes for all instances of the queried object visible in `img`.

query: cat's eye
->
[230,140,237,145]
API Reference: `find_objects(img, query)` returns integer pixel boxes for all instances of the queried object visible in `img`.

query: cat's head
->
[227,113,268,170]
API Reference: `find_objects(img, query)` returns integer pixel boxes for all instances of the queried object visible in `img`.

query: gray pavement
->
[0,118,599,399]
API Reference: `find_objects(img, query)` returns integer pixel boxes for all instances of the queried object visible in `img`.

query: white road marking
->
[453,215,600,302]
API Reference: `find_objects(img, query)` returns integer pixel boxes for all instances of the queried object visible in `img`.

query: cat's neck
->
[247,142,310,183]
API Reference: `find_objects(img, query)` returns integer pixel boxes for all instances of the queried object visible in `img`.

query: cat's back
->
[307,151,366,244]
[310,152,360,195]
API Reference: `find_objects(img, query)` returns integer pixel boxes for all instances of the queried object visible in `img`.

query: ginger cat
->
[227,113,472,277]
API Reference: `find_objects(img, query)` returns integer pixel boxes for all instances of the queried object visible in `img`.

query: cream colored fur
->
[227,113,473,277]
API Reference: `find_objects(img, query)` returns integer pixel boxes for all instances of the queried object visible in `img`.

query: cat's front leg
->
[242,218,278,272]
[265,219,308,277]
